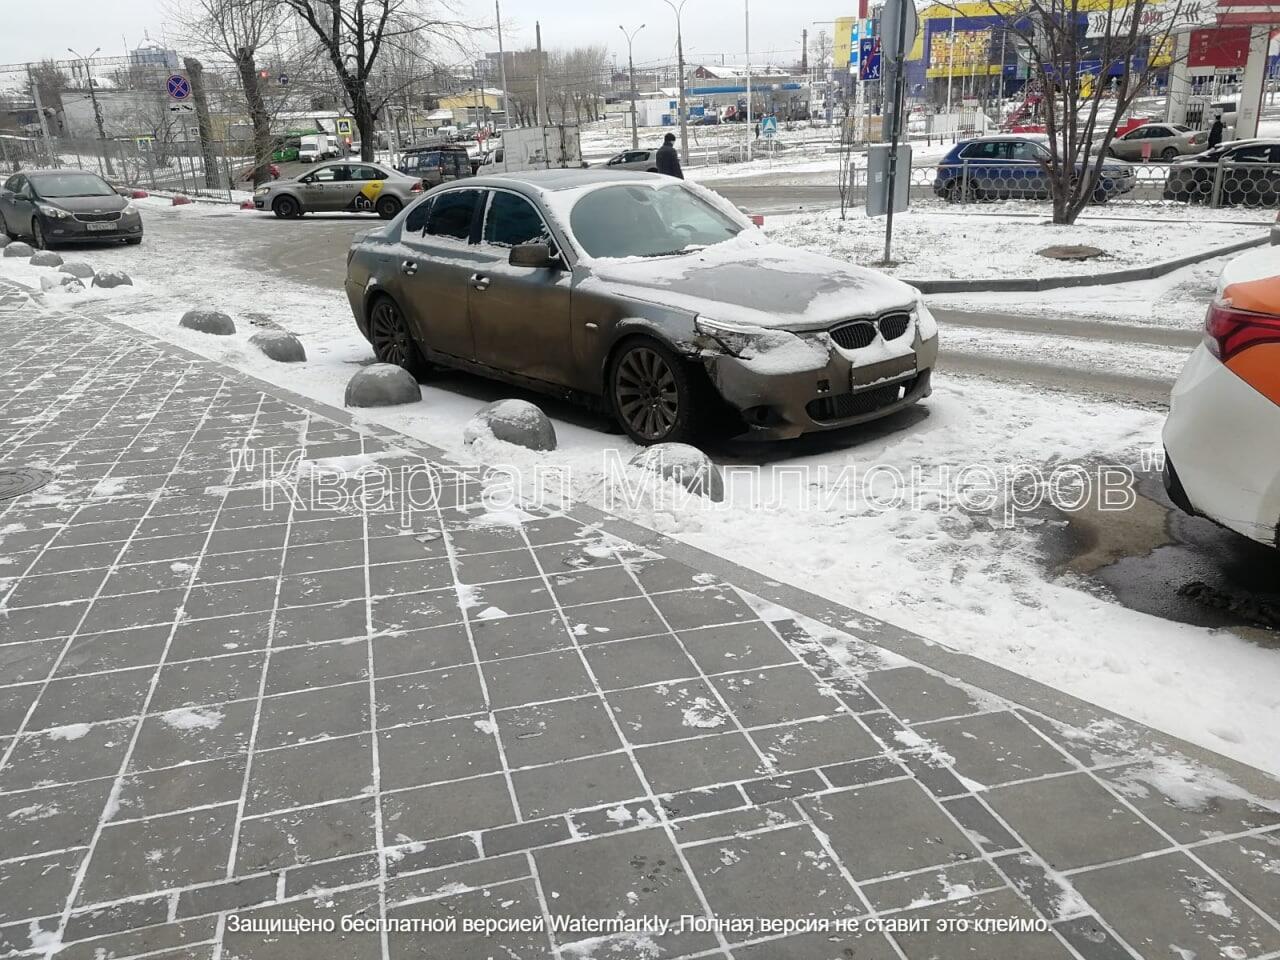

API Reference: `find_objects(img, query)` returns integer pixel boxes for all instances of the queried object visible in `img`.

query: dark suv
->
[933,136,1136,203]
[1163,139,1280,206]
[0,169,143,248]
[395,143,473,186]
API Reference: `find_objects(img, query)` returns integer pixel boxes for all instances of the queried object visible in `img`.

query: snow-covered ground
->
[3,199,1278,778]
[764,206,1270,280]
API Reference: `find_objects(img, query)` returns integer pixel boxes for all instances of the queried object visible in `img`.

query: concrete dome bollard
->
[344,363,421,407]
[58,261,96,280]
[179,310,236,336]
[463,399,557,451]
[92,270,133,289]
[29,250,63,267]
[249,331,306,363]
[629,442,726,502]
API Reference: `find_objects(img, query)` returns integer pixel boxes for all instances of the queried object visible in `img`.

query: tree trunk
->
[352,88,377,162]
[184,57,221,190]
[233,51,274,187]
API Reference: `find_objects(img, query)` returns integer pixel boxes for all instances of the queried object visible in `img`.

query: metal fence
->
[1,134,254,201]
[849,159,1280,209]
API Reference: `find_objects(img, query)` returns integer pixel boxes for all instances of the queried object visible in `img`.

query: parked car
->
[933,135,1136,203]
[238,162,280,182]
[1162,139,1280,205]
[253,161,423,219]
[344,170,939,443]
[395,142,472,186]
[1163,245,1280,548]
[1104,122,1207,161]
[599,149,658,172]
[0,169,143,248]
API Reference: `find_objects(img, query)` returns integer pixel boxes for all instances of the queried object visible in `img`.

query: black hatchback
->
[0,169,143,249]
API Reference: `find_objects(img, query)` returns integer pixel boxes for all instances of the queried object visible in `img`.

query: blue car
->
[932,135,1136,203]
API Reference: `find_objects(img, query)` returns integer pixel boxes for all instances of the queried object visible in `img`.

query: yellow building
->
[436,88,504,124]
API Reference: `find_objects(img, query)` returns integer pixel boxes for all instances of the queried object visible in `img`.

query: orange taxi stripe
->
[1224,275,1280,316]
[1225,342,1280,407]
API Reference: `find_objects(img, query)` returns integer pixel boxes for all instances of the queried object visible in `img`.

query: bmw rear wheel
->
[368,296,428,377]
[609,337,696,445]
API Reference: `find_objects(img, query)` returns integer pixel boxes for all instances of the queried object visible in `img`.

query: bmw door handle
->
[470,273,490,291]
[400,260,418,276]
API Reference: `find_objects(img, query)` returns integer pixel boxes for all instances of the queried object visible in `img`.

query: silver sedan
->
[253,161,424,219]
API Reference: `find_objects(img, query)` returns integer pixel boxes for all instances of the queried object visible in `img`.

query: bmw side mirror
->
[509,242,559,269]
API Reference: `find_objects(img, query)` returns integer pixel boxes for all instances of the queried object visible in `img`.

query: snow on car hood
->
[581,234,918,329]
[1218,245,1278,297]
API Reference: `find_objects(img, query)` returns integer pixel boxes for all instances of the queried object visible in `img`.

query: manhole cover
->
[0,467,54,500]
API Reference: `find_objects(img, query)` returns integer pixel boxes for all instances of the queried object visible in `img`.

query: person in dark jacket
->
[655,133,683,179]
[1207,114,1225,149]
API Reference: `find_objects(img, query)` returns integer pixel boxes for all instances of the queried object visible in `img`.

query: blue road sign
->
[760,115,779,139]
[860,38,882,81]
[166,74,191,100]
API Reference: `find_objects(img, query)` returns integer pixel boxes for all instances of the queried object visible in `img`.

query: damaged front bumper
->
[698,323,939,441]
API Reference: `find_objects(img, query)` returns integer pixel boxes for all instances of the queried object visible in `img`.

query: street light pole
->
[69,46,113,176]
[945,14,956,113]
[745,0,752,162]
[662,0,692,164]
[619,24,645,150]
[496,0,511,129]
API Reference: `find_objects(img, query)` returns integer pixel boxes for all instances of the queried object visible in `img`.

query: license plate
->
[851,352,916,391]
[86,221,117,231]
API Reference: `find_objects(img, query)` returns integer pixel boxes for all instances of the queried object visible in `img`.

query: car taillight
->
[411,181,423,193]
[1204,298,1280,360]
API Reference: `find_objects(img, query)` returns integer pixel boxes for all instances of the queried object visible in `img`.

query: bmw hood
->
[582,234,919,330]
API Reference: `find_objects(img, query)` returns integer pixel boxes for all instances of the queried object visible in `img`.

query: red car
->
[238,163,280,182]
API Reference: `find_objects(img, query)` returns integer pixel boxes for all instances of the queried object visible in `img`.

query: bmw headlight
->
[912,296,939,341]
[694,316,771,356]
[36,204,70,219]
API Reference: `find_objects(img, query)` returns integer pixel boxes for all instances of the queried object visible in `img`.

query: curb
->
[903,233,1268,293]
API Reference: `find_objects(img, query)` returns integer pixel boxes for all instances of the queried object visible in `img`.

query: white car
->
[1163,246,1280,547]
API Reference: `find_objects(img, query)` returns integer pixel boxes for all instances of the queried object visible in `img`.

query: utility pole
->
[945,13,956,113]
[801,28,808,75]
[745,0,752,161]
[620,24,645,149]
[662,0,692,164]
[496,0,511,129]
[69,47,113,176]
[535,21,547,125]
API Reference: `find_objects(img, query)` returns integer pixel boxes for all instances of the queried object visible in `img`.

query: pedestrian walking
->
[1207,114,1225,149]
[655,132,683,179]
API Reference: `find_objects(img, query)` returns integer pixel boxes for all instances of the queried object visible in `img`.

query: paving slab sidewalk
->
[0,279,1279,960]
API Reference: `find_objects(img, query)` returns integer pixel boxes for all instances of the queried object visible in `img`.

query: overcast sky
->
[1,0,846,73]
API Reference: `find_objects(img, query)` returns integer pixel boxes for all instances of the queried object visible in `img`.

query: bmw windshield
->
[569,183,743,259]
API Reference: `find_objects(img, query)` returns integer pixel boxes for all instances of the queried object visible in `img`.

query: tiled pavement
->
[1,278,1279,960]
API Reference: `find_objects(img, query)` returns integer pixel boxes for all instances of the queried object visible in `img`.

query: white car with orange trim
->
[1163,247,1280,547]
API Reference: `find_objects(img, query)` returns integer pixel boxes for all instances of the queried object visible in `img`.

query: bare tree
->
[958,0,1191,223]
[170,0,281,185]
[280,0,473,160]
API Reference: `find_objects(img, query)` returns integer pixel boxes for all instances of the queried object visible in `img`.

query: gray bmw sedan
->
[344,169,938,443]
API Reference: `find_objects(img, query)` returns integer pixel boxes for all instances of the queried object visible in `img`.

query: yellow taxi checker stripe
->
[360,181,384,201]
